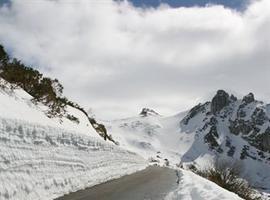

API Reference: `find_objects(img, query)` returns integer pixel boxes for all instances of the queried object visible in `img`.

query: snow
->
[0,79,147,200]
[103,111,199,167]
[0,118,147,200]
[104,104,270,198]
[165,170,243,200]
[0,78,98,137]
[1,79,269,200]
[105,116,175,164]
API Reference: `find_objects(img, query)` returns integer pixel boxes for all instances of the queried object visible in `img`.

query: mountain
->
[0,45,247,200]
[104,90,270,198]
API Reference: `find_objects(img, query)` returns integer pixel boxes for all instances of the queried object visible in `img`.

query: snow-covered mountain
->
[0,75,249,200]
[104,90,270,198]
[0,76,247,200]
[0,44,253,200]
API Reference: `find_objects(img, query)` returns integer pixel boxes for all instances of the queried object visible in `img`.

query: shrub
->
[66,114,80,124]
[197,159,260,200]
[186,163,198,172]
[0,45,66,118]
[0,45,9,65]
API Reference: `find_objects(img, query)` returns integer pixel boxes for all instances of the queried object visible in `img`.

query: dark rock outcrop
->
[182,103,209,125]
[211,90,230,114]
[230,95,237,102]
[140,108,159,117]
[229,102,270,152]
[229,119,253,136]
[204,126,219,149]
[260,128,270,152]
[242,93,255,104]
[251,107,267,126]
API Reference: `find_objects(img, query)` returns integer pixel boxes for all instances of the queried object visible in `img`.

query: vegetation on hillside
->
[0,44,116,143]
[0,45,67,117]
[195,159,261,200]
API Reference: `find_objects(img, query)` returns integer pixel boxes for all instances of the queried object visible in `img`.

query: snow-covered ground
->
[165,170,243,200]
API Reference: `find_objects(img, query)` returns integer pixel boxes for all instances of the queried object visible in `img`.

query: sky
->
[0,0,270,119]
[129,0,247,10]
[0,0,248,9]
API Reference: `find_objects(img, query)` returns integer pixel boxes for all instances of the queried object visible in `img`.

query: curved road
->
[56,166,178,200]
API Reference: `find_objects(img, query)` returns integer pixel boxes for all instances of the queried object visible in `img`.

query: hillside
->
[0,44,115,142]
[0,74,147,200]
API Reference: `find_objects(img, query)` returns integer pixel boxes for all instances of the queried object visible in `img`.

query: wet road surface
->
[56,166,178,200]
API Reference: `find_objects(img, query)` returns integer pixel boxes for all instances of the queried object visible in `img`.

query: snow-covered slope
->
[166,170,242,200]
[0,78,147,200]
[0,78,98,136]
[104,111,188,166]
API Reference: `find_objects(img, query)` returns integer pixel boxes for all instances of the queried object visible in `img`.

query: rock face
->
[230,95,237,102]
[140,108,159,117]
[210,90,230,114]
[261,128,270,152]
[181,90,270,158]
[242,93,255,104]
[178,90,270,193]
[182,103,209,125]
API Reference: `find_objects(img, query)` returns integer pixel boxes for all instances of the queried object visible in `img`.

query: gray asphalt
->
[56,166,178,200]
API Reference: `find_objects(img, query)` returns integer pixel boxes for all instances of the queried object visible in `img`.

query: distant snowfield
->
[103,113,205,167]
[0,118,147,200]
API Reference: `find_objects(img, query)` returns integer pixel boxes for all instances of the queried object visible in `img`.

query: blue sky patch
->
[126,0,248,10]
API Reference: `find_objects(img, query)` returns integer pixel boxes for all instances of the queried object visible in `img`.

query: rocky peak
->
[242,93,255,104]
[140,108,159,117]
[211,90,230,114]
[230,95,237,102]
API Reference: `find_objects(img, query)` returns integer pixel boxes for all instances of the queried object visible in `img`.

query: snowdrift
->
[0,118,147,200]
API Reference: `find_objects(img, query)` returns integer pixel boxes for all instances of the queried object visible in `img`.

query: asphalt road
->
[56,166,178,200]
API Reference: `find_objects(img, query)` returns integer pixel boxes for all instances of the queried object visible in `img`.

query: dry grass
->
[196,159,261,200]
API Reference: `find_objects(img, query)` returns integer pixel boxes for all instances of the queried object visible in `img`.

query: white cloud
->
[0,0,270,119]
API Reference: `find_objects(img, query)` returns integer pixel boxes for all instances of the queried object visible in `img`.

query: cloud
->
[0,0,270,119]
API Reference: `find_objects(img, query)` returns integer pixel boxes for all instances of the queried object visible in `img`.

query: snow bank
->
[0,118,147,200]
[165,170,243,200]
